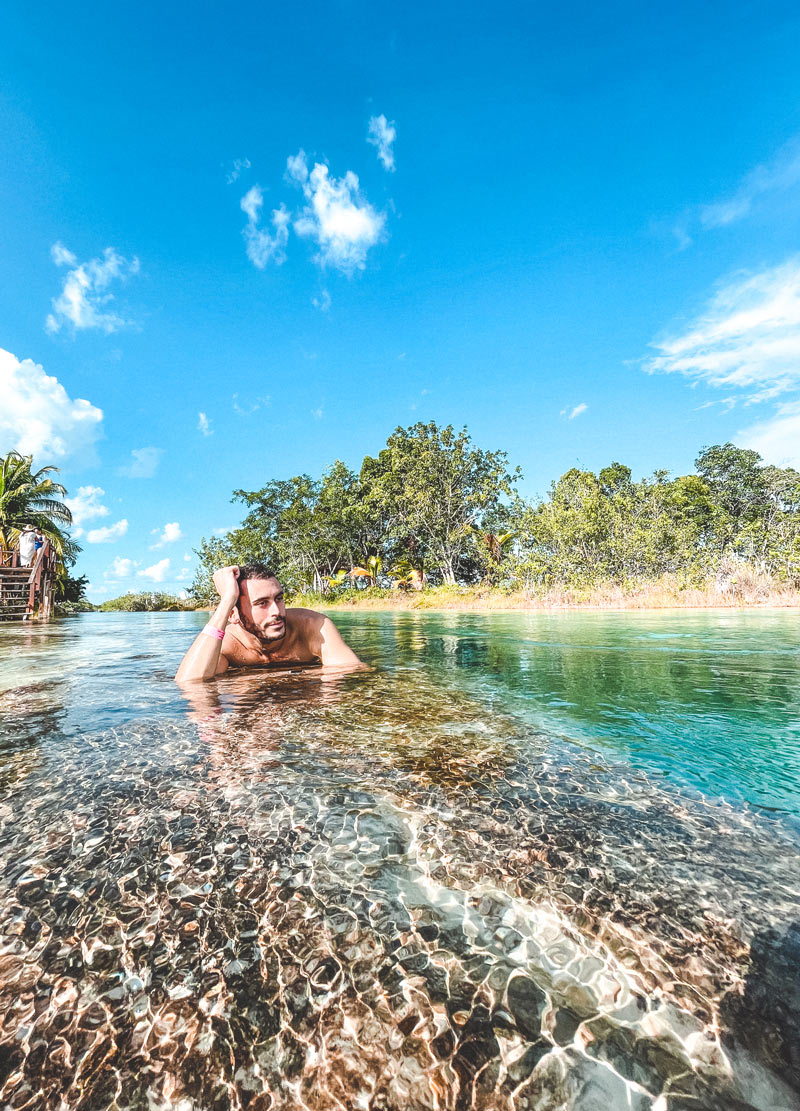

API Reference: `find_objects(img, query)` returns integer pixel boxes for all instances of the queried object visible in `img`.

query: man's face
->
[236,577,287,643]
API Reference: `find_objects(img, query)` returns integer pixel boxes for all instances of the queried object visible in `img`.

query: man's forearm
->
[175,594,237,682]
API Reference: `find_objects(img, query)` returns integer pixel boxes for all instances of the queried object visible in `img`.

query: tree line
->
[190,422,800,601]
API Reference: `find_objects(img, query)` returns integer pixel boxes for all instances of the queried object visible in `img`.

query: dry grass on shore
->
[291,575,800,613]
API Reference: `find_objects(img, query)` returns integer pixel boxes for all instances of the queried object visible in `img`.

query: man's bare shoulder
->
[287,608,361,666]
[285,606,328,624]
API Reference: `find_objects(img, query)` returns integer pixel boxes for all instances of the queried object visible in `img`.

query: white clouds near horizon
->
[87,519,128,544]
[738,400,800,469]
[367,114,396,171]
[647,258,800,469]
[106,556,137,579]
[645,258,800,403]
[45,244,139,334]
[118,447,163,478]
[138,557,170,582]
[0,347,103,465]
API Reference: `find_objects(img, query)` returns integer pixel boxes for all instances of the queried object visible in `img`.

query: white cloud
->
[566,403,588,420]
[312,289,331,312]
[151,521,183,548]
[738,400,800,469]
[701,135,800,230]
[288,151,385,273]
[213,527,233,537]
[45,244,139,334]
[87,519,128,544]
[51,243,77,267]
[241,186,290,268]
[197,412,213,436]
[138,557,170,583]
[673,135,800,247]
[66,485,109,526]
[177,567,192,582]
[232,392,269,415]
[286,152,307,182]
[367,114,396,172]
[118,446,162,478]
[0,347,103,465]
[226,157,251,184]
[311,406,324,420]
[183,552,192,562]
[105,556,138,579]
[645,258,800,403]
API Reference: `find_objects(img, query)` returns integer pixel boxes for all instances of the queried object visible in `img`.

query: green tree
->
[694,444,800,580]
[232,470,354,593]
[0,451,73,556]
[59,573,89,604]
[736,464,800,579]
[511,465,716,589]
[100,592,189,612]
[362,422,519,584]
[694,443,771,552]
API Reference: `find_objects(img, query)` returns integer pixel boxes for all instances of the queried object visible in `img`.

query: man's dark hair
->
[238,563,279,584]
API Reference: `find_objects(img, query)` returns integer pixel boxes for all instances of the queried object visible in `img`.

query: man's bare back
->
[175,564,362,683]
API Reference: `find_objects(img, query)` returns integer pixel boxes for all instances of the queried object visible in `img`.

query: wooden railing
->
[0,547,21,569]
[0,539,59,621]
[26,540,57,621]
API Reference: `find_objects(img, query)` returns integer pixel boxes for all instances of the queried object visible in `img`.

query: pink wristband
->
[202,625,225,641]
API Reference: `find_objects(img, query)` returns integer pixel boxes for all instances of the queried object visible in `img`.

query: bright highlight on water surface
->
[1,610,799,1110]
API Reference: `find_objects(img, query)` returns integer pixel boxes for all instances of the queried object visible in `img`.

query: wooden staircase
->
[0,566,33,621]
[0,542,57,622]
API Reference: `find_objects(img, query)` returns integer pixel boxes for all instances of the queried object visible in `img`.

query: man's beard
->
[240,612,286,644]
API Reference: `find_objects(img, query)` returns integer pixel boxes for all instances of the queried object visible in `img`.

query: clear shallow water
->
[1,610,799,1110]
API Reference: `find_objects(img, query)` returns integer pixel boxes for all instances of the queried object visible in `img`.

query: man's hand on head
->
[212,565,241,605]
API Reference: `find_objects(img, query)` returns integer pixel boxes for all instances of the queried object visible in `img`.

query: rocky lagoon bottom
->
[1,610,799,1111]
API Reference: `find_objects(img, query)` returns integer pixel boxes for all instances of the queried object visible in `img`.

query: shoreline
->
[267,583,800,614]
[94,584,800,616]
[310,596,800,614]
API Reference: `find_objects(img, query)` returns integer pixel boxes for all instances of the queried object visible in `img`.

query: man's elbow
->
[175,659,219,683]
[320,652,366,670]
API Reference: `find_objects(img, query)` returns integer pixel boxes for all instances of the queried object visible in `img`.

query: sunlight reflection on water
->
[1,611,799,1110]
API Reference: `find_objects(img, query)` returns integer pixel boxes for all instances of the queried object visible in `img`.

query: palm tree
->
[471,528,515,584]
[349,554,382,587]
[0,451,73,562]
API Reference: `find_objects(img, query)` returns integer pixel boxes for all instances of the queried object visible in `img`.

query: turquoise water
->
[1,610,799,1110]
[331,609,800,818]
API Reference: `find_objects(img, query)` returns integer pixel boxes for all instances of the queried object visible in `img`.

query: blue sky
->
[2,0,800,599]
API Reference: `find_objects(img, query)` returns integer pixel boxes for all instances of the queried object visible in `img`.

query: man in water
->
[175,563,362,682]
